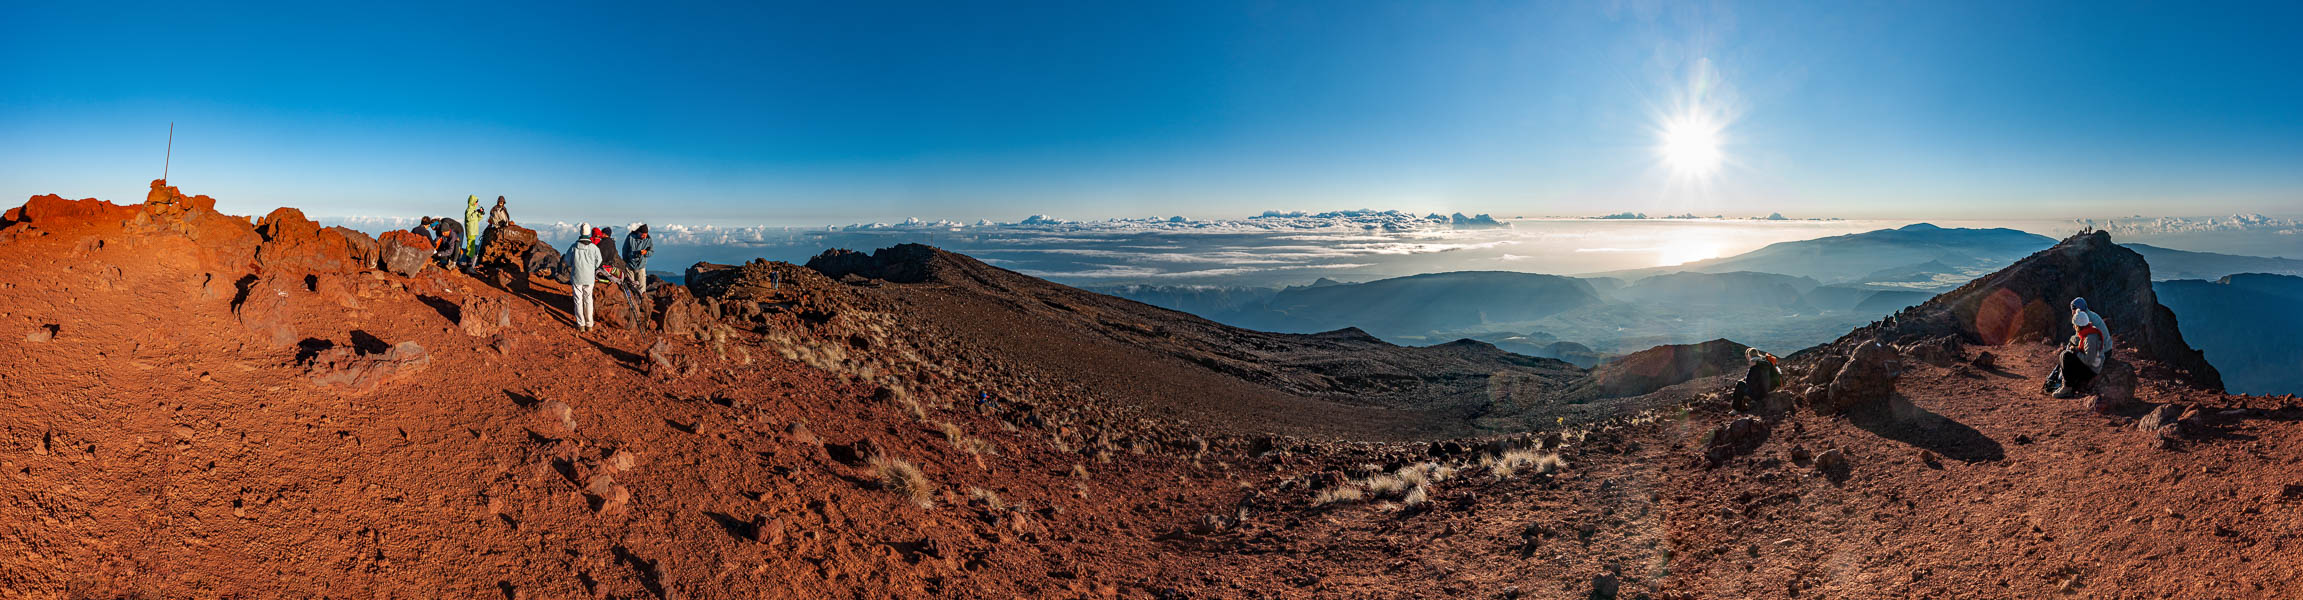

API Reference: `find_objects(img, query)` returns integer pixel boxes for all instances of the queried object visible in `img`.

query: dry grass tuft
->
[1401,484,1430,509]
[1484,449,1568,480]
[966,486,1004,511]
[1313,486,1366,506]
[870,454,934,508]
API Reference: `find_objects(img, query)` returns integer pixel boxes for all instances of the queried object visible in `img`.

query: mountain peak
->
[1897,222,1943,231]
[1810,229,2222,390]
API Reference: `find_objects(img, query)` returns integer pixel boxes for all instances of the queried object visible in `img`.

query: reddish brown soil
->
[3,185,2300,599]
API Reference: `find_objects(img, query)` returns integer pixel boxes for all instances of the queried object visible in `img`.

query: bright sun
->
[1658,114,1723,176]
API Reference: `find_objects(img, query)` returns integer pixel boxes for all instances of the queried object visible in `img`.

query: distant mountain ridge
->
[2124,243,2303,281]
[1596,223,2056,288]
[2153,273,2303,394]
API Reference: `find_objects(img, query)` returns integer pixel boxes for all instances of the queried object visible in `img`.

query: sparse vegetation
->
[1313,486,1366,506]
[1484,449,1567,480]
[870,454,934,508]
[966,486,1004,511]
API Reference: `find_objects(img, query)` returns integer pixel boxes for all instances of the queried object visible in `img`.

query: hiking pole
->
[163,122,174,181]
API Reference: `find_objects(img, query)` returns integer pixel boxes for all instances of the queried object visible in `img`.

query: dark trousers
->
[1731,362,1771,412]
[2056,349,2097,391]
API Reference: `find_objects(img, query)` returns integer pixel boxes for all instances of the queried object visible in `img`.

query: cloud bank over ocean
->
[320,212,2303,286]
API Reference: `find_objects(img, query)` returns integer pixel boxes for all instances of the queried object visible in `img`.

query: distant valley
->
[1104,223,2303,394]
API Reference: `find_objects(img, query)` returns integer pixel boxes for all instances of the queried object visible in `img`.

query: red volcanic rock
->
[377,230,432,276]
[326,226,378,268]
[256,208,368,274]
[232,275,300,347]
[476,223,539,271]
[301,341,431,394]
[458,293,511,337]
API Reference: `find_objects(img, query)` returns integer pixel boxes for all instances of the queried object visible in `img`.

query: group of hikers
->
[408,195,655,332]
[1725,295,2115,412]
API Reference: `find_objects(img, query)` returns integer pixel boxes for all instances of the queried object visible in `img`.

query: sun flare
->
[1655,239,1721,267]
[1658,113,1723,176]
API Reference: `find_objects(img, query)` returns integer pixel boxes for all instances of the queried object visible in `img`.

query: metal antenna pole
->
[163,122,174,181]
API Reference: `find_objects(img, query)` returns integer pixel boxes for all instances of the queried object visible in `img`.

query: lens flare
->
[1658,113,1723,176]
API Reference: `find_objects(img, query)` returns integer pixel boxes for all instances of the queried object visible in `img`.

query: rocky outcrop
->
[301,341,430,394]
[1584,339,1751,399]
[805,244,954,284]
[458,293,512,337]
[255,208,371,274]
[1701,417,1769,466]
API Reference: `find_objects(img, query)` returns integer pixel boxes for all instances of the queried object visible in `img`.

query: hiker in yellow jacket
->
[463,195,484,258]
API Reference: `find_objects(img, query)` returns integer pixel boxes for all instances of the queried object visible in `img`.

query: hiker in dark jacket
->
[1730,347,1781,412]
[623,224,654,294]
[2047,297,2114,399]
[429,218,467,267]
[413,218,437,243]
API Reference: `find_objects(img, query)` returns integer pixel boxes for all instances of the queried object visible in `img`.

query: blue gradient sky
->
[4,1,2299,224]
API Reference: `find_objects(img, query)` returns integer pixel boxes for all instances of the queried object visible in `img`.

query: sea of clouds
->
[317,211,2303,286]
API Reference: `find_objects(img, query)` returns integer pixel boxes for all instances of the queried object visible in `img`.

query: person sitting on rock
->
[624,224,654,294]
[413,217,437,243]
[1730,347,1782,412]
[2048,297,2113,399]
[487,196,512,229]
[567,231,603,332]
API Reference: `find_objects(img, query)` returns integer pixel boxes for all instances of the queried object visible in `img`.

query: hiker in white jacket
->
[567,232,603,331]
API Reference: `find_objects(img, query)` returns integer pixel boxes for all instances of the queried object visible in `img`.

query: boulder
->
[1701,417,1770,466]
[1813,448,1852,481]
[1819,342,1900,414]
[476,223,540,271]
[1804,352,1848,388]
[651,285,711,341]
[2091,357,2139,409]
[378,230,433,277]
[325,226,378,268]
[1970,351,1998,370]
[2138,403,2187,436]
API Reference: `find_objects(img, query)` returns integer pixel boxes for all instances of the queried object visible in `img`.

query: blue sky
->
[3,1,2298,224]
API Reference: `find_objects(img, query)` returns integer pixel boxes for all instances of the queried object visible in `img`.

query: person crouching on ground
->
[1730,347,1781,412]
[567,230,603,332]
[429,217,467,268]
[624,224,653,294]
[2050,297,2112,398]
